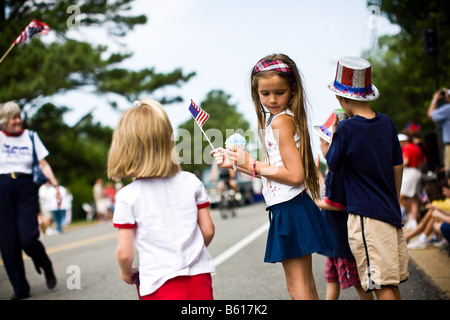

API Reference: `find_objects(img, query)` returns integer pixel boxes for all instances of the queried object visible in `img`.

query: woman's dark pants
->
[0,175,53,297]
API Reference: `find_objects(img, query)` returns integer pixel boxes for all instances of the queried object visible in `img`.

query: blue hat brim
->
[327,83,379,101]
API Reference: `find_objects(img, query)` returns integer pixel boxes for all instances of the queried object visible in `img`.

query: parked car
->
[200,166,261,207]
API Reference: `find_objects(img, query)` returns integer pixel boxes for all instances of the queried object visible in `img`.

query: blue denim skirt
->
[264,192,336,263]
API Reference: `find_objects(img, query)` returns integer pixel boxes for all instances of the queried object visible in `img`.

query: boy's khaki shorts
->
[347,214,409,292]
[445,144,450,171]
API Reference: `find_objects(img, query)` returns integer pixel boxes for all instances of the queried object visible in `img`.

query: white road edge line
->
[213,221,270,268]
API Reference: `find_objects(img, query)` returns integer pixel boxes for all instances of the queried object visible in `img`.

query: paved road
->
[0,202,447,300]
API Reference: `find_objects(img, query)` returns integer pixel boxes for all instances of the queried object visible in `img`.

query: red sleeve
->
[113,223,136,229]
[324,197,345,211]
[197,202,210,209]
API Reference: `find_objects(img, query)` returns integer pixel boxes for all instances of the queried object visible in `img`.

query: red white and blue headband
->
[253,59,293,75]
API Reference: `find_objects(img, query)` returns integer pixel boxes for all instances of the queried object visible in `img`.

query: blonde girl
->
[212,54,335,299]
[109,99,215,300]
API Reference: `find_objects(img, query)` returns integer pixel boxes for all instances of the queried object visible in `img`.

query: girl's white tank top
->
[261,109,305,207]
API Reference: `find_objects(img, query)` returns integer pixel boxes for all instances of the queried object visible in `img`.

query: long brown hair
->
[250,53,320,199]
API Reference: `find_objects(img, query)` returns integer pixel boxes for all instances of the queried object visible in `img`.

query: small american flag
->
[189,99,210,127]
[14,19,50,45]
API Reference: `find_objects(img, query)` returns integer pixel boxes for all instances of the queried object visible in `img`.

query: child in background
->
[326,57,408,300]
[431,209,450,252]
[314,113,373,300]
[398,132,425,230]
[108,99,215,300]
[407,178,450,249]
[212,53,336,300]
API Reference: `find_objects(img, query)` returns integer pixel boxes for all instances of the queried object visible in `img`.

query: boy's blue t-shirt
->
[321,172,353,259]
[325,113,403,228]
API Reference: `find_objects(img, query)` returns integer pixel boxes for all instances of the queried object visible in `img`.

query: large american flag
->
[14,19,50,45]
[189,99,210,127]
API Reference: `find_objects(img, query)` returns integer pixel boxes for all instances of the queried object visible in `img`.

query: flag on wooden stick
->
[189,99,210,127]
[188,99,213,149]
[0,19,50,64]
[14,19,50,45]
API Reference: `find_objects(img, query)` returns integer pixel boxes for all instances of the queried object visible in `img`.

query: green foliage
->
[366,0,450,133]
[177,90,251,173]
[0,1,196,221]
[97,67,196,103]
[27,103,113,220]
[1,39,107,102]
[0,0,194,105]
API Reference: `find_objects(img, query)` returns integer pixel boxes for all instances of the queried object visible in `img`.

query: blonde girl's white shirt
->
[113,171,215,296]
[261,109,305,207]
[0,129,49,174]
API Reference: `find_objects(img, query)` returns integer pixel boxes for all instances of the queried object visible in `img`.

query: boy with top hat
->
[314,111,374,300]
[325,57,408,300]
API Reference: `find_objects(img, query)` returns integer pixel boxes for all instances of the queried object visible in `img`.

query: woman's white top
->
[113,171,215,296]
[261,109,305,207]
[43,185,69,211]
[0,129,49,174]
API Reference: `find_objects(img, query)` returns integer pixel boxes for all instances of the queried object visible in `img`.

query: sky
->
[49,0,400,157]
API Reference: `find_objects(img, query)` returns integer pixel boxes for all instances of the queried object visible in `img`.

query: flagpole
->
[189,99,214,150]
[1,19,50,66]
[197,123,214,150]
[0,43,15,65]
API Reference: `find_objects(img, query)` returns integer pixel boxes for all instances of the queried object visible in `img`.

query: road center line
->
[213,221,269,268]
[44,232,118,255]
[1,222,269,269]
[0,232,118,266]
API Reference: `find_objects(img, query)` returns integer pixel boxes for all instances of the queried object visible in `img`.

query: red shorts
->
[325,257,361,290]
[138,273,213,300]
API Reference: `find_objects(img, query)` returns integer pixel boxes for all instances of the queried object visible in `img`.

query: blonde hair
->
[107,99,180,181]
[250,53,320,200]
[0,101,21,130]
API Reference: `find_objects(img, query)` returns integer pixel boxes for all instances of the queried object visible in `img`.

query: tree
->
[366,0,450,132]
[27,102,114,220]
[177,90,251,174]
[0,0,196,221]
[0,0,195,107]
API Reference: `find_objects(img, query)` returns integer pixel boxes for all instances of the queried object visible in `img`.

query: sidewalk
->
[408,245,450,299]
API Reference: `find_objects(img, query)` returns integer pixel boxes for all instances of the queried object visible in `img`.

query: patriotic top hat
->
[314,110,345,143]
[328,57,379,101]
